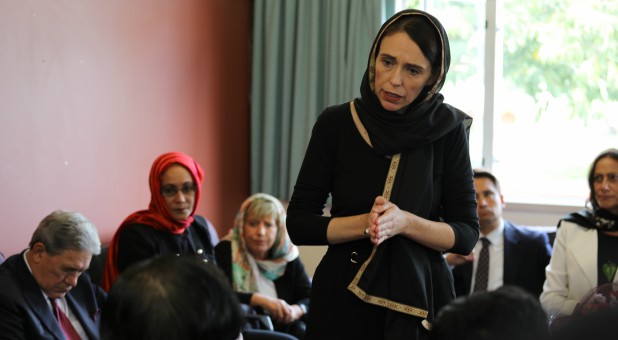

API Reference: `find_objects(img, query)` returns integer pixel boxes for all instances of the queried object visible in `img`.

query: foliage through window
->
[398,0,618,206]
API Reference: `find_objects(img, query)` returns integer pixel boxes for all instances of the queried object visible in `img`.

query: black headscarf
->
[354,9,471,156]
[560,208,618,232]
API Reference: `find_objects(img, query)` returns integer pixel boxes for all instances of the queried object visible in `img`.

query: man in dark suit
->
[0,210,105,339]
[447,169,552,298]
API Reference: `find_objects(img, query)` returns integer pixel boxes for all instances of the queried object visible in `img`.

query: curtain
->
[250,0,396,200]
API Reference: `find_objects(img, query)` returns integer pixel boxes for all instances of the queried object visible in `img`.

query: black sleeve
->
[287,105,346,245]
[284,258,311,309]
[440,122,480,255]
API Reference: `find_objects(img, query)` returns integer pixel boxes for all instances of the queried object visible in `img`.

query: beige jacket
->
[541,220,618,317]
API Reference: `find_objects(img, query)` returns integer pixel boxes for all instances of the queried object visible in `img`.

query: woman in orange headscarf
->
[102,152,218,291]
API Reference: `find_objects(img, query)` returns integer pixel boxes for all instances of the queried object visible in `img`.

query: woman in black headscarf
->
[541,148,618,326]
[286,9,479,340]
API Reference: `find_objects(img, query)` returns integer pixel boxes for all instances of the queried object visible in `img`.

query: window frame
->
[397,0,591,223]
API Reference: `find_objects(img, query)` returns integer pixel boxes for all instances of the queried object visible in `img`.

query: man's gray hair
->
[29,210,101,255]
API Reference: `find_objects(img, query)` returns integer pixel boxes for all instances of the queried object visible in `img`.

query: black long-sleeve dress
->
[287,102,479,339]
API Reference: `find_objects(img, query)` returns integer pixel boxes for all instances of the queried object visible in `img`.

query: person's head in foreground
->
[429,285,550,340]
[101,254,244,340]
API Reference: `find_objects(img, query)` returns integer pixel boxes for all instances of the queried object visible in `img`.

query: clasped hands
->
[365,196,409,246]
[251,293,303,324]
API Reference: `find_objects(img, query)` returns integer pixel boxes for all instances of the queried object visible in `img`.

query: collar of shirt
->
[481,219,505,247]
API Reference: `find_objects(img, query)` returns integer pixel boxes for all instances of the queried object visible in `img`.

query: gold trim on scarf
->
[350,101,372,147]
[347,101,429,322]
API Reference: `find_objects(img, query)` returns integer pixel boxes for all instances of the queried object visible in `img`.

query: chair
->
[243,329,298,340]
[87,245,109,287]
[242,304,274,331]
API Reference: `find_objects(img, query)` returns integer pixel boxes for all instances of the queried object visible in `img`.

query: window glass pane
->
[398,0,618,207]
[399,0,486,168]
[496,0,618,206]
[423,0,486,169]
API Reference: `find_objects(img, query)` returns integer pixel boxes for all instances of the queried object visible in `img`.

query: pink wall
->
[0,0,251,256]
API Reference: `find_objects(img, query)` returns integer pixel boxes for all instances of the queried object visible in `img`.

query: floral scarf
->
[224,193,299,293]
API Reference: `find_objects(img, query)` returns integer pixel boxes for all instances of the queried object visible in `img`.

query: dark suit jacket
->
[214,240,311,310]
[0,251,104,340]
[451,221,552,298]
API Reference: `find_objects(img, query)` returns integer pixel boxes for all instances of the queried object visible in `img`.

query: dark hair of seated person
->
[429,285,550,340]
[100,254,244,340]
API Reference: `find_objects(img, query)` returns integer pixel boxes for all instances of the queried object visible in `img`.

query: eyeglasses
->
[160,183,197,197]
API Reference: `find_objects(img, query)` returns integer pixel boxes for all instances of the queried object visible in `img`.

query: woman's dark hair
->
[101,255,244,340]
[379,15,442,84]
[588,148,618,210]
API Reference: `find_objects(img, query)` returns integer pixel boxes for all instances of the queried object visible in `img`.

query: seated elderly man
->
[0,210,104,340]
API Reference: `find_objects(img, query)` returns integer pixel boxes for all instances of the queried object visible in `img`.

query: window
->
[398,0,618,207]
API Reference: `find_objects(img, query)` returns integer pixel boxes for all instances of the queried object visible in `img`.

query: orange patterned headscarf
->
[101,152,204,291]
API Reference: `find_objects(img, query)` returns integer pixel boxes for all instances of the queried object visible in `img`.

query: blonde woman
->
[216,193,311,340]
